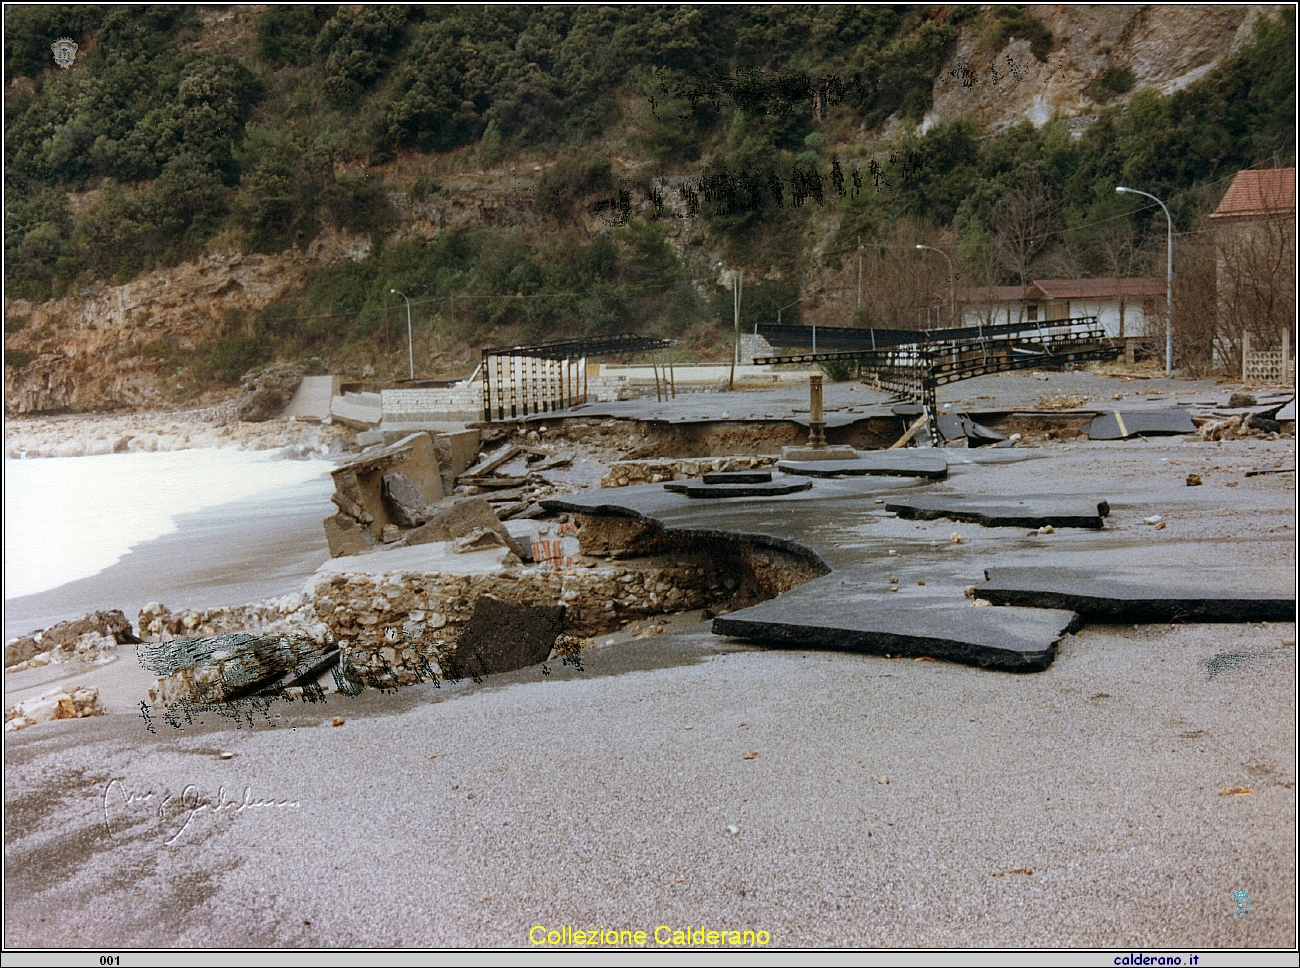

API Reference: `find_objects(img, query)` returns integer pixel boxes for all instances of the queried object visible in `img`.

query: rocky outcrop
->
[923,5,1281,136]
[235,364,305,422]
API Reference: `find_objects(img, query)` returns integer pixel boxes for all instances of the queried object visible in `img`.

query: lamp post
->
[390,288,414,381]
[777,295,809,350]
[718,263,742,390]
[1116,186,1174,376]
[916,244,955,328]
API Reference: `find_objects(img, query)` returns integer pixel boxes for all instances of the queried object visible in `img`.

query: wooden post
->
[1283,330,1291,386]
[1242,331,1250,383]
[669,359,676,398]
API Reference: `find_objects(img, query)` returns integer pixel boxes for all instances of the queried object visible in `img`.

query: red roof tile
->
[1210,168,1296,219]
[1028,278,1165,300]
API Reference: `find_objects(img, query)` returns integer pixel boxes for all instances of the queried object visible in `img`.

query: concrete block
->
[780,444,858,461]
[1088,409,1197,440]
[330,433,444,539]
[980,566,1296,623]
[330,392,383,429]
[324,514,374,558]
[663,480,812,498]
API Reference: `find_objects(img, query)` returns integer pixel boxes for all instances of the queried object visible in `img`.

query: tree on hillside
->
[990,177,1057,285]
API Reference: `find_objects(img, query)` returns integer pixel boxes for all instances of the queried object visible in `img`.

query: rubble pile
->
[1197,413,1285,441]
[457,442,576,518]
[601,456,778,488]
[4,610,140,672]
[5,686,102,731]
[137,594,329,644]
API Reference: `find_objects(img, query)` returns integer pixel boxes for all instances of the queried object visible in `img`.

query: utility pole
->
[857,236,863,311]
[730,269,743,390]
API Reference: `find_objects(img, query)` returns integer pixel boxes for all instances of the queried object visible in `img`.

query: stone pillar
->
[808,374,826,448]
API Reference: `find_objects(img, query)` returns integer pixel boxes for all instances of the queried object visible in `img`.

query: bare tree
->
[991,176,1058,286]
[850,220,950,330]
[1173,235,1219,375]
[1212,211,1296,371]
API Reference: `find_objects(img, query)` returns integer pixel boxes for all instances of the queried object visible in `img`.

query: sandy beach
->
[3,391,1295,947]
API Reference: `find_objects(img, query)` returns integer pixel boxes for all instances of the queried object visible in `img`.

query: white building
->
[955,278,1165,339]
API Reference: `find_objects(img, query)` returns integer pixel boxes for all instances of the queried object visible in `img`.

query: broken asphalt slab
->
[778,451,949,479]
[979,566,1296,623]
[711,578,1079,672]
[1088,409,1197,440]
[662,479,813,498]
[701,470,773,484]
[884,495,1111,529]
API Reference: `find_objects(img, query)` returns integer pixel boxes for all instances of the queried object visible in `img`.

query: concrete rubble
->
[978,566,1295,622]
[884,495,1112,529]
[324,432,446,555]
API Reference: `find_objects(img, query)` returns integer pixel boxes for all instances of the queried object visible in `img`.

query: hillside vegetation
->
[4,4,1294,397]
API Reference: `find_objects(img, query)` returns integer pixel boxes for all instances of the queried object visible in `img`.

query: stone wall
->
[381,386,483,423]
[310,562,739,685]
[601,456,779,487]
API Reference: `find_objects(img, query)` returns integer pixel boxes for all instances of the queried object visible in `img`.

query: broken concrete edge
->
[978,588,1295,623]
[662,480,813,497]
[538,496,832,579]
[978,569,1296,623]
[884,500,1111,530]
[776,459,948,480]
[708,615,1079,673]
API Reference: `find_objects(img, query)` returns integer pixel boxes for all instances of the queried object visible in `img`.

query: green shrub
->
[6,350,33,370]
[985,6,1054,62]
[255,5,330,67]
[195,333,275,384]
[1086,66,1135,102]
[322,173,398,237]
[820,357,859,382]
[409,175,442,202]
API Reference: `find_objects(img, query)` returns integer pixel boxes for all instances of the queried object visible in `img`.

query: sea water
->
[4,449,331,600]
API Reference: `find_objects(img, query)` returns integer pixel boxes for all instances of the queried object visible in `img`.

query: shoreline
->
[4,408,357,459]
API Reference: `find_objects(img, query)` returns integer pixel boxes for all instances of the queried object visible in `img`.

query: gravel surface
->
[3,617,1294,947]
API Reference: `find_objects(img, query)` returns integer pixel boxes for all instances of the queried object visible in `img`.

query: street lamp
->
[1116,186,1174,376]
[390,288,414,381]
[916,244,956,328]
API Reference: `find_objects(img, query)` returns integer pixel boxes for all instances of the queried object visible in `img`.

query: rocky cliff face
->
[923,5,1280,135]
[4,230,371,414]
